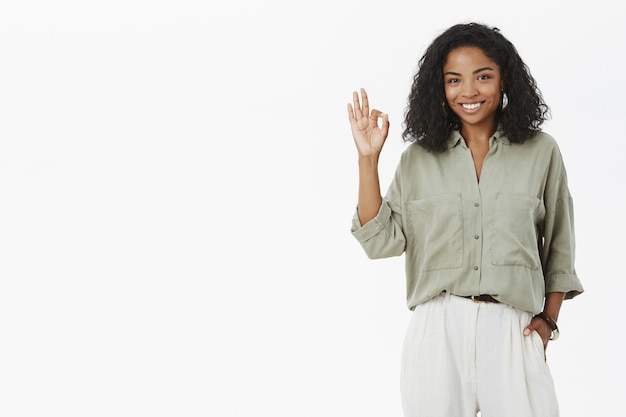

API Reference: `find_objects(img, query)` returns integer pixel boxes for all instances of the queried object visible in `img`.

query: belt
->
[462,294,500,303]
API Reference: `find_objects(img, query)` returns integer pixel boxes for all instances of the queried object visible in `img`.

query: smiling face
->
[443,46,503,135]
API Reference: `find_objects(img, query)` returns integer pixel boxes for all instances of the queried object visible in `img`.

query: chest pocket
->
[490,192,543,270]
[406,193,463,271]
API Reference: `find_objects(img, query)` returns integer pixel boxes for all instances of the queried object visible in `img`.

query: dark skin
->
[348,46,564,357]
[443,47,563,355]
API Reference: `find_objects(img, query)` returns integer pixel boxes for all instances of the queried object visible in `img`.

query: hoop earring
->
[501,91,509,109]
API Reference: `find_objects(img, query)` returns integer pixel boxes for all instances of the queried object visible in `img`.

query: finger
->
[380,112,390,137]
[523,322,538,336]
[347,103,355,122]
[524,318,550,342]
[370,108,387,125]
[352,91,363,119]
[370,108,381,120]
[369,109,389,134]
[361,88,370,117]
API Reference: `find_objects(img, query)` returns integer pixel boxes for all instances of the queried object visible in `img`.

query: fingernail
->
[523,329,531,336]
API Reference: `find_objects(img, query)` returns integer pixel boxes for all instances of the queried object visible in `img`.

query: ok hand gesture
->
[347,88,390,158]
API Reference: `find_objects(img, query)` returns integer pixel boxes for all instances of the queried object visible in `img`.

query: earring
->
[501,91,509,109]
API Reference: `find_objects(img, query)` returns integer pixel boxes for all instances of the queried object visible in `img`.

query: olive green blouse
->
[351,130,584,314]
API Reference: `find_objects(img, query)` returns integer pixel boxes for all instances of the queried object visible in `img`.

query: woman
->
[348,23,583,417]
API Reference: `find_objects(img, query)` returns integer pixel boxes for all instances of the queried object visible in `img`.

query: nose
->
[460,81,478,97]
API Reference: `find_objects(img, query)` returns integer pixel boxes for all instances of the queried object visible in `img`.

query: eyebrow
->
[444,67,496,76]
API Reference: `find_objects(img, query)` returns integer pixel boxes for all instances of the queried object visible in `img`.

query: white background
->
[0,1,623,416]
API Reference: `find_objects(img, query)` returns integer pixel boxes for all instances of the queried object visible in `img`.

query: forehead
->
[443,46,499,71]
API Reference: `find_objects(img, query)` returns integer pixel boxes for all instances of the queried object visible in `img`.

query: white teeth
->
[462,103,481,110]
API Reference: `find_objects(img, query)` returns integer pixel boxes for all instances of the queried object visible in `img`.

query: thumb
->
[523,322,538,336]
[380,113,390,136]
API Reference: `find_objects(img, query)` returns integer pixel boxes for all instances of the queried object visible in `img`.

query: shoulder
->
[521,130,561,152]
[398,141,427,164]
[400,141,446,160]
[507,130,564,162]
[396,142,448,172]
[522,131,571,178]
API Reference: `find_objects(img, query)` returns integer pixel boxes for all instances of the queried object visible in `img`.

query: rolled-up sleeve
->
[541,146,584,299]
[351,200,406,259]
[351,160,406,259]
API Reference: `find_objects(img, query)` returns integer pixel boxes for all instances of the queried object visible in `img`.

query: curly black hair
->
[402,22,550,153]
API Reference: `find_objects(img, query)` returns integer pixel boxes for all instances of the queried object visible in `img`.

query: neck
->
[460,122,497,144]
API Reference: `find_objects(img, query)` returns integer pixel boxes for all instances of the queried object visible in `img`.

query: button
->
[474,235,480,239]
[474,203,480,207]
[473,266,479,270]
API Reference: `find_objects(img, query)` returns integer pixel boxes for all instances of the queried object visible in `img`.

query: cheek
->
[487,85,502,101]
[444,88,457,107]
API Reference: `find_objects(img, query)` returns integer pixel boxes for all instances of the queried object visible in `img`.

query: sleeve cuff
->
[545,273,584,300]
[351,202,393,242]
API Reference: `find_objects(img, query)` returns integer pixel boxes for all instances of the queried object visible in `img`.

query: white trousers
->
[400,292,559,417]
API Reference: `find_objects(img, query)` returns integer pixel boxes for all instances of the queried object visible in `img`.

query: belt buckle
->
[470,295,485,303]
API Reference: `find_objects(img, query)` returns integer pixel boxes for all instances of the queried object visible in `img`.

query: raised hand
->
[347,88,390,158]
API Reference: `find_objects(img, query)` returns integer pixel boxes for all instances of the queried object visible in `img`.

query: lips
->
[461,102,481,110]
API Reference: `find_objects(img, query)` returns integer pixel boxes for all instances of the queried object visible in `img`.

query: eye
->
[446,78,460,84]
[477,74,491,81]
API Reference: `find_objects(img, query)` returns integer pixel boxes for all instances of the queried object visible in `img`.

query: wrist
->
[534,311,560,341]
[542,292,565,322]
[358,154,380,166]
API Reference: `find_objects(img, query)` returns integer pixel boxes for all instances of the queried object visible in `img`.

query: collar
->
[444,128,511,149]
